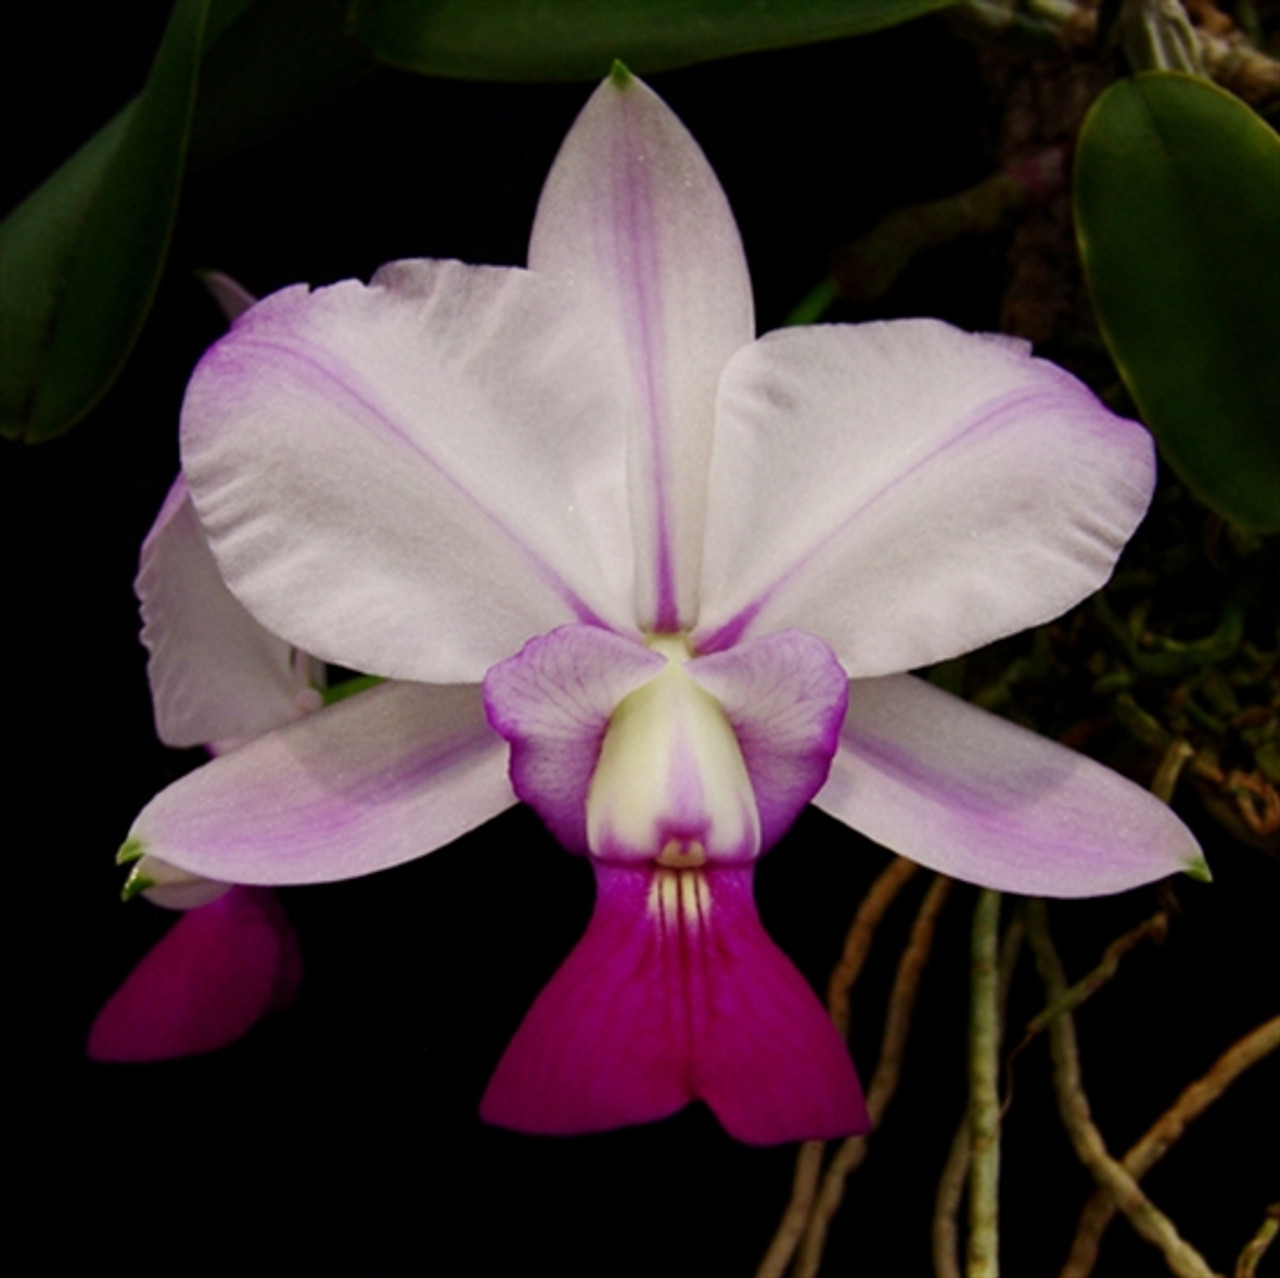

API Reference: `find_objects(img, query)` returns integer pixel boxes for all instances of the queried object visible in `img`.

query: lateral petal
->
[696,321,1155,674]
[688,630,848,852]
[87,887,301,1062]
[125,681,514,885]
[138,475,322,747]
[480,864,867,1145]
[182,259,635,683]
[815,675,1207,896]
[483,624,665,853]
[530,70,755,632]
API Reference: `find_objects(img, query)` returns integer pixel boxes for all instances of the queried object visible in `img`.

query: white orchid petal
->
[126,681,515,885]
[181,259,636,683]
[132,854,231,910]
[695,321,1155,674]
[815,675,1207,896]
[530,69,754,632]
[138,476,315,747]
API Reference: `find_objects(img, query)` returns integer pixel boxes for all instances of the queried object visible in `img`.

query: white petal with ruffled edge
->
[695,321,1155,675]
[182,260,636,683]
[125,681,514,885]
[688,630,849,851]
[815,674,1206,895]
[530,69,754,632]
[483,625,665,852]
[137,476,322,747]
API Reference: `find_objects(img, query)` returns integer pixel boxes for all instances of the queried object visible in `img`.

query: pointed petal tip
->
[117,837,145,866]
[198,269,256,323]
[121,866,154,902]
[608,59,633,89]
[819,676,1209,899]
[1185,855,1212,883]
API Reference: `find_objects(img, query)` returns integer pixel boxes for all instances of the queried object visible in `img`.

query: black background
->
[9,6,1276,1274]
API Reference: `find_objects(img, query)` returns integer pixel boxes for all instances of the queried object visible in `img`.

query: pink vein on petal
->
[609,94,679,632]
[697,386,1082,652]
[216,336,613,631]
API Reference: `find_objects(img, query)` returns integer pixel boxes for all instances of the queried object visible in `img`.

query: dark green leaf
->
[1075,72,1280,532]
[1,0,210,442]
[190,0,374,166]
[0,112,131,435]
[0,0,372,443]
[356,0,956,80]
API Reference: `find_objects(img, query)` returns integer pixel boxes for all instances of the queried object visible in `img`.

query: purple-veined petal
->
[688,630,849,851]
[814,674,1207,895]
[87,887,300,1062]
[483,625,665,853]
[124,681,514,885]
[181,259,636,683]
[138,475,323,747]
[481,864,868,1145]
[695,321,1156,675]
[529,69,755,633]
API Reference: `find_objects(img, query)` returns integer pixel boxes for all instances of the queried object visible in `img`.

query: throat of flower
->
[586,635,761,866]
[648,863,711,929]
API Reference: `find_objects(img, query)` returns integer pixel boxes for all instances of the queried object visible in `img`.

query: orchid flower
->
[89,276,313,1063]
[120,69,1204,1142]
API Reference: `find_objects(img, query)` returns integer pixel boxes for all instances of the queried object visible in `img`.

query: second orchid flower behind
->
[122,66,1204,1144]
[90,277,312,1064]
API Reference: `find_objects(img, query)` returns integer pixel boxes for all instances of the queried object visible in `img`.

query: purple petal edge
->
[688,630,848,850]
[483,625,664,852]
[816,675,1207,896]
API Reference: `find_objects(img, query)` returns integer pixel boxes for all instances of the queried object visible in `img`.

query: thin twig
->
[967,891,1003,1278]
[1062,1016,1280,1277]
[1026,901,1222,1278]
[794,876,954,1278]
[757,857,919,1278]
[827,856,919,1039]
[934,1124,971,1278]
[1018,903,1171,1050]
[756,1142,824,1278]
[1235,1203,1279,1278]
[935,911,1025,1278]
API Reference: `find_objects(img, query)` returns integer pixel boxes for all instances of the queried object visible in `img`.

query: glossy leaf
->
[357,0,957,80]
[1,0,210,442]
[1075,72,1280,531]
[1,0,372,444]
